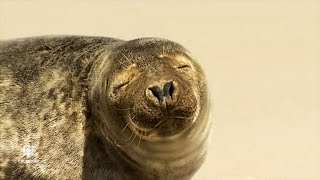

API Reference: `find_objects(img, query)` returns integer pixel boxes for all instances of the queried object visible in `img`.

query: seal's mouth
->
[125,112,195,141]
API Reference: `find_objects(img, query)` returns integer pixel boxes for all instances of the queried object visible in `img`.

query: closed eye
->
[113,80,131,94]
[115,80,130,89]
[177,65,191,69]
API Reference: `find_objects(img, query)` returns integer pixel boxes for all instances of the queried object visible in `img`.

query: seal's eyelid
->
[115,80,130,89]
[112,80,131,95]
[177,64,192,69]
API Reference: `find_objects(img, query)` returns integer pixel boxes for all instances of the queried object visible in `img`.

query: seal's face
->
[103,38,207,141]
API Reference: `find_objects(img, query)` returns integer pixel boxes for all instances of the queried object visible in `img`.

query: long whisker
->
[114,49,126,66]
[123,130,134,142]
[154,120,164,128]
[121,122,130,133]
[136,120,165,133]
[128,122,138,145]
[122,115,136,142]
[121,53,132,64]
[115,127,135,146]
[121,115,135,132]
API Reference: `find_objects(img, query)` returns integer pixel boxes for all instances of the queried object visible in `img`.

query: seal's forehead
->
[116,37,189,55]
[108,38,198,74]
[129,37,177,45]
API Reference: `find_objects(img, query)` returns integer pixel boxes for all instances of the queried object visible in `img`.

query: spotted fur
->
[0,36,211,180]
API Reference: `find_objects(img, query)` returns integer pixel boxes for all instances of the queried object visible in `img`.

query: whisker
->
[114,140,123,147]
[121,115,135,141]
[168,116,193,120]
[122,130,134,142]
[121,115,135,132]
[121,122,130,133]
[153,120,164,129]
[135,120,164,133]
[114,49,126,66]
[129,130,137,145]
[121,53,132,64]
[113,105,135,111]
[137,133,142,147]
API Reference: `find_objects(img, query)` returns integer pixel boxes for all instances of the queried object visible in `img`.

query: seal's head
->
[90,37,210,178]
[95,38,208,142]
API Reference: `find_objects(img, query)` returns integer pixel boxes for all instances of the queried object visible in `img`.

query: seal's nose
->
[147,81,175,111]
[148,81,173,102]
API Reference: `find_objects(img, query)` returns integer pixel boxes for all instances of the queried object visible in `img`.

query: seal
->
[0,36,211,179]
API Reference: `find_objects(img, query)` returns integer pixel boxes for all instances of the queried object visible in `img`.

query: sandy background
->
[1,0,319,179]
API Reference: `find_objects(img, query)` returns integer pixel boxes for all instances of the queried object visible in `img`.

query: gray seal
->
[0,36,211,180]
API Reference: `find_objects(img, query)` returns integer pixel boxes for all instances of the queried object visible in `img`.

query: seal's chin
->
[126,112,195,141]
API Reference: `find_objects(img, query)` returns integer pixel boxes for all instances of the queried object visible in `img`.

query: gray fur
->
[0,36,211,180]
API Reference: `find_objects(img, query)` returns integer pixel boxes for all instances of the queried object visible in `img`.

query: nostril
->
[163,81,174,98]
[148,86,163,102]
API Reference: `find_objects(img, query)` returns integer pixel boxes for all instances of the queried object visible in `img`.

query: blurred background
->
[1,0,319,179]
